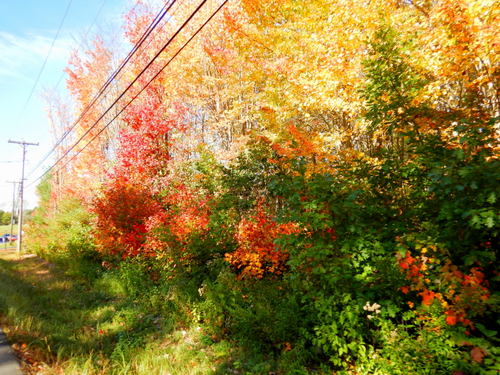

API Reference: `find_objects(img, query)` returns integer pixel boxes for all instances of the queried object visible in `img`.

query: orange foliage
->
[142,183,211,256]
[92,177,161,257]
[266,124,336,177]
[225,203,299,279]
[397,246,491,328]
[62,38,112,201]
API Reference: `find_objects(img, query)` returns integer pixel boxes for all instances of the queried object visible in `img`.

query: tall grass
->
[0,251,235,374]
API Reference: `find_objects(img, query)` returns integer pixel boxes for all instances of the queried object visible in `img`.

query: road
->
[0,331,21,374]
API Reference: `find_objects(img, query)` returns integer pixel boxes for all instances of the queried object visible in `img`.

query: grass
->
[0,224,18,234]
[0,250,239,374]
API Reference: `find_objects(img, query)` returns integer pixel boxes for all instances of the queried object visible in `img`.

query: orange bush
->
[225,204,299,278]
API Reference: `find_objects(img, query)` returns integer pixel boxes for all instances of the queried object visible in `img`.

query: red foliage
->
[445,310,458,326]
[400,286,410,294]
[471,346,487,364]
[92,82,187,257]
[419,289,436,306]
[439,263,490,328]
[116,90,185,183]
[92,177,161,257]
[142,183,211,256]
[225,203,299,279]
[397,248,490,328]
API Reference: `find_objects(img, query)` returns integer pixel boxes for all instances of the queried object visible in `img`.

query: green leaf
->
[476,323,498,339]
[487,192,496,204]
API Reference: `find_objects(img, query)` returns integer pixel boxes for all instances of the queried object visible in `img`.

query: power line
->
[30,0,177,176]
[32,0,208,180]
[28,0,178,178]
[17,0,74,123]
[55,0,231,177]
[30,0,230,187]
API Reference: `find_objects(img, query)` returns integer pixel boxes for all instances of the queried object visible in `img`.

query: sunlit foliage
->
[33,0,500,372]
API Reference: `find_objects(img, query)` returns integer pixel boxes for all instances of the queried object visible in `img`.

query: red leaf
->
[471,347,486,363]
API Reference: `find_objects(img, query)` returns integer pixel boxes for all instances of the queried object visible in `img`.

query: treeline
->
[0,209,14,226]
[26,0,499,374]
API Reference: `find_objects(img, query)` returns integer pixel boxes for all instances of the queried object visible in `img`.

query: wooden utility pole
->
[8,140,39,255]
[5,181,18,250]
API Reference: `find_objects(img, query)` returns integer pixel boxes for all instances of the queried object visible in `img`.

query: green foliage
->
[219,141,280,211]
[26,176,95,255]
[363,25,426,135]
[18,16,499,375]
[0,210,13,226]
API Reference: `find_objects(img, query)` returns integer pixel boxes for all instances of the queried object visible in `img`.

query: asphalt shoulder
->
[0,331,22,375]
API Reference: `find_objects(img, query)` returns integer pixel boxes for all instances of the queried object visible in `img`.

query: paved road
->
[0,331,22,375]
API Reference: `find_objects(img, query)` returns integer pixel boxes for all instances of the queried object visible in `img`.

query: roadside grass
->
[0,224,17,234]
[0,250,238,374]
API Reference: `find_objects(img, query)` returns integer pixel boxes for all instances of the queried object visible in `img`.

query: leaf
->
[476,323,498,339]
[487,192,496,204]
[471,346,487,364]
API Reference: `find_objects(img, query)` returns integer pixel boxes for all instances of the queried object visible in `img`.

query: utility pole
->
[5,181,18,250]
[8,140,39,255]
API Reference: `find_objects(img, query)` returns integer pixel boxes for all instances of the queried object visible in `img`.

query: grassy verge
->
[0,250,238,374]
[0,224,18,234]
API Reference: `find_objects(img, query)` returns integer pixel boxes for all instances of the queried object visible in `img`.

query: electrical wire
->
[33,0,209,179]
[28,0,178,178]
[29,0,230,187]
[17,0,74,123]
[54,0,108,90]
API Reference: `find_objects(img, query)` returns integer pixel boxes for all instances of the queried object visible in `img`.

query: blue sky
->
[0,0,131,211]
